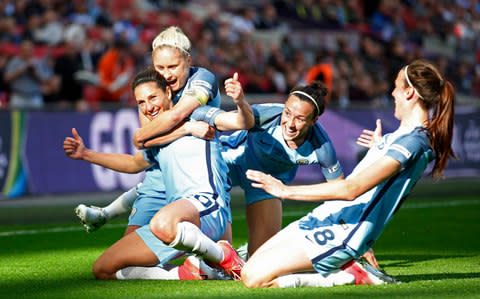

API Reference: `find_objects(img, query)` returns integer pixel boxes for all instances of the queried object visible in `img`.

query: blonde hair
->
[152,26,191,57]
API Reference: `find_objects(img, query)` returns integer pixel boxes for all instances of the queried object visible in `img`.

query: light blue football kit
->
[133,67,228,265]
[279,126,434,275]
[128,166,166,226]
[129,67,221,227]
[219,103,343,205]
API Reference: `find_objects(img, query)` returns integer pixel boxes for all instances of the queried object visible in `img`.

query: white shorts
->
[280,214,359,275]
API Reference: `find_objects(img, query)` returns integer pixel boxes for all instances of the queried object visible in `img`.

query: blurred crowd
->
[0,0,479,111]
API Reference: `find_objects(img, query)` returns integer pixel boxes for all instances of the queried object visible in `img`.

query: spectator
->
[0,17,23,44]
[202,2,222,41]
[95,39,135,105]
[34,8,64,46]
[3,39,55,109]
[230,7,257,38]
[0,53,9,108]
[255,3,282,30]
[52,28,91,111]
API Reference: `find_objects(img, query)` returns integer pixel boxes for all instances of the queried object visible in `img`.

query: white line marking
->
[0,199,478,237]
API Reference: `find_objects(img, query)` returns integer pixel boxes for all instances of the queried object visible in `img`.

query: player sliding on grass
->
[64,67,251,280]
[241,60,456,288]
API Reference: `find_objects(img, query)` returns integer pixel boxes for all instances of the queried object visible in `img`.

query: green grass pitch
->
[0,179,479,298]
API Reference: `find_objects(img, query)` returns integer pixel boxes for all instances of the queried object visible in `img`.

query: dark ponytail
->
[405,60,457,178]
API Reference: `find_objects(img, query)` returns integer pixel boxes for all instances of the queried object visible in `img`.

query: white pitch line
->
[0,199,478,237]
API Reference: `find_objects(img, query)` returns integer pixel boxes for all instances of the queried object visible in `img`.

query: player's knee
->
[92,259,110,280]
[241,263,264,288]
[150,215,176,244]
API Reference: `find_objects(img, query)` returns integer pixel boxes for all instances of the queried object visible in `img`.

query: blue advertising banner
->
[24,109,144,195]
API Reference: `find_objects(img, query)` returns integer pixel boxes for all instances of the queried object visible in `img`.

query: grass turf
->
[0,179,479,298]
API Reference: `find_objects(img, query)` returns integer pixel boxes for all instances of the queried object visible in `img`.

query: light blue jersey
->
[143,136,231,219]
[219,103,343,204]
[134,67,226,265]
[290,126,434,274]
[140,135,231,263]
[130,66,221,227]
[128,165,167,226]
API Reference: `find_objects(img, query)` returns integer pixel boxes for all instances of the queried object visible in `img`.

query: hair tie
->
[291,90,320,116]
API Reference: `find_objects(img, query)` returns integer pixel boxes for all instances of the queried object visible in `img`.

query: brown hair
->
[404,59,457,178]
[131,67,169,93]
[289,80,328,118]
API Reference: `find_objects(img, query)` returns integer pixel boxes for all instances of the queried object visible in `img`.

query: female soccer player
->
[242,60,456,288]
[64,67,251,280]
[75,25,227,237]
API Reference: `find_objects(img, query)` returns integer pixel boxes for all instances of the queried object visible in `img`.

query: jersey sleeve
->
[190,105,225,127]
[310,123,344,180]
[251,103,284,130]
[142,148,157,165]
[386,131,432,167]
[184,68,219,106]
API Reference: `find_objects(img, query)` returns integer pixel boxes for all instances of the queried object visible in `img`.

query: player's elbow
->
[245,117,255,130]
[342,182,362,201]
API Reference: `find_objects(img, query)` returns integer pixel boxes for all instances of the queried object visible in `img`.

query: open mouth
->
[283,126,297,138]
[167,80,177,88]
[149,111,159,118]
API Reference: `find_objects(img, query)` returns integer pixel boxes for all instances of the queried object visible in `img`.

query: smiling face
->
[281,95,318,148]
[152,47,190,94]
[134,82,172,121]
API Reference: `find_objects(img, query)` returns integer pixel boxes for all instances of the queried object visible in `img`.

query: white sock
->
[116,265,179,280]
[169,222,224,263]
[103,183,141,219]
[277,271,355,288]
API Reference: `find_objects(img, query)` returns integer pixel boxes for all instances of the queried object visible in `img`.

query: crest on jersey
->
[296,159,309,165]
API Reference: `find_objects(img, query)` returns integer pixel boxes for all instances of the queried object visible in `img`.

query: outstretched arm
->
[246,155,401,202]
[63,128,151,173]
[213,72,254,131]
[357,119,383,149]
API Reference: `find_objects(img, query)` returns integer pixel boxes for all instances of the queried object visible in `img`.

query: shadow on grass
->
[395,272,480,283]
[376,253,479,267]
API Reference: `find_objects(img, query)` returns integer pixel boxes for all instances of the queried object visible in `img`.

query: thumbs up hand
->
[224,72,245,104]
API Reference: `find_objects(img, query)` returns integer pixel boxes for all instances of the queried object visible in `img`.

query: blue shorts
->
[128,195,168,227]
[228,162,283,206]
[135,226,185,266]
